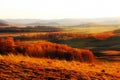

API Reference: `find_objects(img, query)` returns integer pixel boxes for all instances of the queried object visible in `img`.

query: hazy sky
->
[0,0,120,19]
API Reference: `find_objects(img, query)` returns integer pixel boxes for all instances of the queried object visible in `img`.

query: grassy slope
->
[0,54,120,80]
[57,36,120,48]
[57,36,120,57]
[63,23,120,33]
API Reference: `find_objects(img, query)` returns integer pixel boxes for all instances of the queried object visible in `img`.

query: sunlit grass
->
[0,54,120,77]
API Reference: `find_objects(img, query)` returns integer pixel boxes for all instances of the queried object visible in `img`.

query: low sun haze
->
[0,0,120,19]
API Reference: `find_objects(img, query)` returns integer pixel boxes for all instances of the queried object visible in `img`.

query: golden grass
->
[0,54,120,77]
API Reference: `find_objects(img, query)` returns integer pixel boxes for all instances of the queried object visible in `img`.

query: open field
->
[0,36,120,79]
[0,54,120,80]
[1,29,119,57]
[0,23,120,79]
[1,0,120,79]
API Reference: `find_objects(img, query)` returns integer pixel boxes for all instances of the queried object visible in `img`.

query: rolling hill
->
[0,20,9,26]
[5,17,120,26]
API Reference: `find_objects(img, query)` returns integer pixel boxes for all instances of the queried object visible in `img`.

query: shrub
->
[0,37,15,54]
[0,37,95,62]
[92,32,115,40]
[15,41,95,62]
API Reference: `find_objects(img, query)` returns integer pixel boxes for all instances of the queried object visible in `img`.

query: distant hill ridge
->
[4,17,120,26]
[0,20,9,26]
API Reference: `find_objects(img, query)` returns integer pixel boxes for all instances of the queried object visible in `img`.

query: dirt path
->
[0,60,119,80]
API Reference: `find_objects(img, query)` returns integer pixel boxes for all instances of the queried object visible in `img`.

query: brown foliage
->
[17,32,91,41]
[92,32,115,40]
[0,37,94,62]
[0,37,15,54]
[15,41,94,62]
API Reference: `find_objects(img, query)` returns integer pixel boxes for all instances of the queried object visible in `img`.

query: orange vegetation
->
[92,32,115,40]
[0,37,94,62]
[101,50,120,55]
[0,31,118,41]
[0,37,15,54]
[0,54,120,79]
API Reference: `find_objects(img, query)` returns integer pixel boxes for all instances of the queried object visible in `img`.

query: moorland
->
[0,19,120,79]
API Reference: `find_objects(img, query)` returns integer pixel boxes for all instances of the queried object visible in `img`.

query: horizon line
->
[1,16,120,20]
